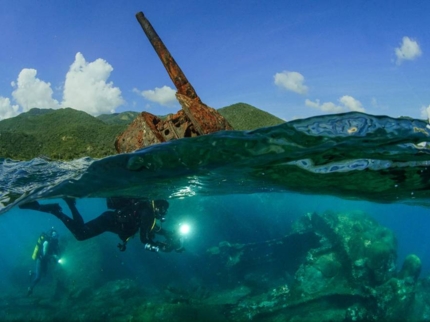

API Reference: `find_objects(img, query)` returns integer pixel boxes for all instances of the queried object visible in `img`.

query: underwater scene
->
[2,112,430,321]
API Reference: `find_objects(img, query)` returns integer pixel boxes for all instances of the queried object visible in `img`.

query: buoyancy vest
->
[31,233,48,260]
[115,204,158,251]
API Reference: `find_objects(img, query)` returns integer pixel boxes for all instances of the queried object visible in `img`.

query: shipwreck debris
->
[205,211,425,321]
[115,11,233,154]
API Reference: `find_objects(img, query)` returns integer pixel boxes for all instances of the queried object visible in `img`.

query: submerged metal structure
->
[115,11,233,154]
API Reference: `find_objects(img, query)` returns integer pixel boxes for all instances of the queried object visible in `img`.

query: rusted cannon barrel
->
[136,11,198,100]
[115,11,233,154]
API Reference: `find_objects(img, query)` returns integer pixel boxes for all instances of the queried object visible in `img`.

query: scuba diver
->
[28,228,61,296]
[19,197,183,253]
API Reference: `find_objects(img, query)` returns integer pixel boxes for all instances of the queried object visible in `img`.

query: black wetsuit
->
[59,198,158,245]
[20,198,177,251]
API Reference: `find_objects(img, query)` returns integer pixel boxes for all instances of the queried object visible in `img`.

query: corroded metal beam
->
[135,11,198,100]
[115,11,233,154]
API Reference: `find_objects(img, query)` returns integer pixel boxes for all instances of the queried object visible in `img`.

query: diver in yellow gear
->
[20,198,183,253]
[28,228,61,296]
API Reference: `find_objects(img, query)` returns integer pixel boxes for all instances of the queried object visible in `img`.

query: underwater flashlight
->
[178,223,191,236]
[57,258,63,264]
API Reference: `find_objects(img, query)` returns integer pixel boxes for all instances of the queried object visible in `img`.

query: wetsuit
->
[58,198,158,245]
[28,232,60,295]
[20,198,180,252]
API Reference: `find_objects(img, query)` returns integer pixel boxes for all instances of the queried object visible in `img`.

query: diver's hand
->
[156,238,184,253]
[174,244,185,253]
[144,243,160,252]
[117,243,127,252]
[51,255,60,264]
[172,238,185,253]
[166,233,185,253]
[147,241,173,252]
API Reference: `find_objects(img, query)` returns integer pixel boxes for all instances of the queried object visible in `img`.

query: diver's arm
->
[139,221,172,252]
[139,207,156,244]
[151,227,184,252]
[42,241,49,257]
[154,226,171,238]
[53,243,60,259]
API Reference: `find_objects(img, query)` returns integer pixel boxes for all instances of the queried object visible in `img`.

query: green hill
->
[218,103,284,130]
[96,111,140,125]
[0,108,127,160]
[0,103,284,161]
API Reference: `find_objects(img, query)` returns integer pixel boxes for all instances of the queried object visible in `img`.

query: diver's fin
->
[19,201,40,211]
[19,201,62,215]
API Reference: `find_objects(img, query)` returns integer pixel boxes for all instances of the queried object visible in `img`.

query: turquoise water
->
[2,112,430,211]
[1,112,430,321]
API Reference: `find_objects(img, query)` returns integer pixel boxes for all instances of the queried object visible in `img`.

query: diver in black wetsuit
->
[19,198,183,253]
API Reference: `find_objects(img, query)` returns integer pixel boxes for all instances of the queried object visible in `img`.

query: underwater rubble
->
[206,210,426,321]
[2,210,430,321]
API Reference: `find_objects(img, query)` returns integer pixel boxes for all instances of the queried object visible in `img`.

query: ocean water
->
[1,111,430,321]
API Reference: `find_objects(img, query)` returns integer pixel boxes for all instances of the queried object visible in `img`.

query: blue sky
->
[0,1,428,122]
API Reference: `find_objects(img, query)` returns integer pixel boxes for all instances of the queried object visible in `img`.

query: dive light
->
[178,223,191,236]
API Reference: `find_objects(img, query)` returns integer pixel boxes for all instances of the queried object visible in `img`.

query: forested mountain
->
[0,103,284,161]
[218,102,284,130]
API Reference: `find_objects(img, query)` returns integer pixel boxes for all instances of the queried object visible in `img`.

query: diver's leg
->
[24,199,87,241]
[63,198,84,226]
[28,259,43,295]
[19,201,79,237]
[62,198,115,240]
[20,199,111,242]
[69,211,116,240]
[40,198,103,241]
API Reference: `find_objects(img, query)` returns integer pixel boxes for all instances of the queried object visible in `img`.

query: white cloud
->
[62,52,124,115]
[274,71,308,94]
[134,85,178,107]
[320,102,344,113]
[395,36,422,65]
[11,69,60,112]
[305,99,343,113]
[421,105,430,121]
[0,97,19,120]
[339,95,365,112]
[304,98,320,109]
[305,96,365,114]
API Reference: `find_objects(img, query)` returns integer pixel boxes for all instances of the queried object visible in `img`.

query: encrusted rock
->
[399,254,422,283]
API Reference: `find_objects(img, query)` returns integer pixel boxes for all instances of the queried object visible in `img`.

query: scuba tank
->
[31,233,47,260]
